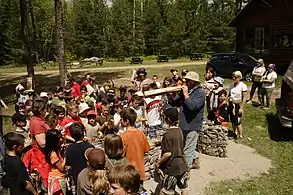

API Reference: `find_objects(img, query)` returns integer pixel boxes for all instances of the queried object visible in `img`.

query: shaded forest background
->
[0,0,247,66]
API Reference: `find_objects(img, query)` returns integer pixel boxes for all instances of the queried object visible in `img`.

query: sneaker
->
[191,158,200,169]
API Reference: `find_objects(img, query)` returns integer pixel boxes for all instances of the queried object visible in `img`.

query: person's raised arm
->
[0,99,8,110]
[131,69,136,84]
[182,85,205,111]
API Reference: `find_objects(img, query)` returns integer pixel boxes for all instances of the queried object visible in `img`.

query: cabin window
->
[272,34,293,48]
[245,26,269,54]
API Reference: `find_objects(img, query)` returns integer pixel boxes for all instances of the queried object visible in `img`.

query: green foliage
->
[0,0,236,65]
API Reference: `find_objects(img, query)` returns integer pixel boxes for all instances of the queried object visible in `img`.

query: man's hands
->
[182,85,189,99]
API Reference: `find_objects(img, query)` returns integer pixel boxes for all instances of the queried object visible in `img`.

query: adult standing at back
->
[131,68,153,91]
[170,71,205,169]
[247,59,266,103]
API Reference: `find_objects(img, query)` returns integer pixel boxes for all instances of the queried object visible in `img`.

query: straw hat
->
[184,71,200,82]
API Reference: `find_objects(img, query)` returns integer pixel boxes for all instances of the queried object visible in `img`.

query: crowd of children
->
[0,63,277,195]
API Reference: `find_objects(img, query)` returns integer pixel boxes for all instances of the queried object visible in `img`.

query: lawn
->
[1,63,290,195]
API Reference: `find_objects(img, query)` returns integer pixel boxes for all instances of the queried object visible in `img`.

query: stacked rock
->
[144,142,161,180]
[197,124,228,158]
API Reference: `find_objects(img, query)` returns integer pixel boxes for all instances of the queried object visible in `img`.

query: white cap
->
[79,103,90,114]
[15,84,25,92]
[135,91,144,97]
[40,92,48,98]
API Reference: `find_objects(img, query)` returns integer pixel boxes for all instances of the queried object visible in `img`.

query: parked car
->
[206,52,258,81]
[276,61,293,128]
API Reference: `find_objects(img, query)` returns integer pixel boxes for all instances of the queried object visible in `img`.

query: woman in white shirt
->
[260,64,277,110]
[247,59,266,103]
[228,71,248,139]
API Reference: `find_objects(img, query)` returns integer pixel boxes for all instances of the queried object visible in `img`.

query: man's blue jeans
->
[182,130,199,168]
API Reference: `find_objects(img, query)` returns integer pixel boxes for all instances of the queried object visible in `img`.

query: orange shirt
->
[120,129,150,180]
[49,151,65,178]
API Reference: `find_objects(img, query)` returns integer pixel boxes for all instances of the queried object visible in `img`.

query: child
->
[12,112,31,148]
[69,77,81,98]
[61,102,83,142]
[214,90,229,128]
[106,88,118,116]
[144,83,162,139]
[45,129,66,195]
[113,102,125,134]
[66,123,94,188]
[97,102,117,135]
[153,75,161,88]
[204,67,215,112]
[84,110,103,142]
[80,86,95,104]
[130,95,147,130]
[104,134,129,171]
[120,108,150,182]
[108,164,141,195]
[2,132,38,195]
[77,148,109,195]
[156,105,189,195]
[52,105,66,126]
[208,76,224,120]
[78,102,91,125]
[45,114,59,130]
[117,85,131,107]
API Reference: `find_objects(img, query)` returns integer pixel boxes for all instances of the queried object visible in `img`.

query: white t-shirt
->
[155,81,161,88]
[252,66,266,81]
[130,106,144,130]
[144,96,162,126]
[114,113,125,134]
[229,82,248,101]
[262,71,277,89]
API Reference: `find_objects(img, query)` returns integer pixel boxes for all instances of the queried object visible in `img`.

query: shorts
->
[228,102,241,126]
[161,172,188,195]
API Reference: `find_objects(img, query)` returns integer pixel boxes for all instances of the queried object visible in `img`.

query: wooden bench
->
[190,53,204,60]
[130,57,143,64]
[157,55,169,62]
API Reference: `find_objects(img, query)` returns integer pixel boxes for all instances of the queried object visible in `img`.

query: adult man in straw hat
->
[170,71,205,170]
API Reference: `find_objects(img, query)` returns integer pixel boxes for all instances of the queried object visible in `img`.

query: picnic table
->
[190,53,204,60]
[157,55,169,62]
[80,57,104,67]
[130,57,143,64]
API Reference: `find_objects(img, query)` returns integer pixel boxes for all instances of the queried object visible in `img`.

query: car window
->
[210,56,218,61]
[218,55,232,62]
[239,55,257,64]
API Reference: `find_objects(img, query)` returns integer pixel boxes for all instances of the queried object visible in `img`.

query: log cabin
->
[229,0,293,73]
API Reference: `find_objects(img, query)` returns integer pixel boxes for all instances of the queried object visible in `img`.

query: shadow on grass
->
[266,113,293,141]
[0,71,125,104]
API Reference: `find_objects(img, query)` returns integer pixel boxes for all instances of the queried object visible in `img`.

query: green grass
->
[1,63,289,195]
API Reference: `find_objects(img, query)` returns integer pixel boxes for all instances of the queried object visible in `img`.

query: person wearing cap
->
[228,71,248,139]
[77,148,109,195]
[106,88,118,115]
[247,59,266,103]
[81,73,91,86]
[169,71,205,170]
[51,86,65,107]
[16,84,29,105]
[208,76,224,117]
[84,110,103,142]
[12,112,32,148]
[153,75,161,88]
[40,92,49,103]
[79,102,91,125]
[131,68,153,91]
[260,64,277,110]
[156,104,189,195]
[118,85,131,108]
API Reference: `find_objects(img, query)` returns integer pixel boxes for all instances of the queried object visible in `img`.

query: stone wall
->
[197,124,228,158]
[144,143,161,180]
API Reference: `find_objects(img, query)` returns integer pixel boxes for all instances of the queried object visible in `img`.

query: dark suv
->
[206,52,258,81]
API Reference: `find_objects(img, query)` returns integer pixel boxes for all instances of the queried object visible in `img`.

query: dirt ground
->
[144,140,272,195]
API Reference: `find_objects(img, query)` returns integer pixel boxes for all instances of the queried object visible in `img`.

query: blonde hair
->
[66,102,78,113]
[88,168,110,195]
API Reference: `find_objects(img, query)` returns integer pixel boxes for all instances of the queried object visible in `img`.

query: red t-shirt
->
[71,82,81,97]
[82,80,89,86]
[61,116,83,136]
[29,116,50,146]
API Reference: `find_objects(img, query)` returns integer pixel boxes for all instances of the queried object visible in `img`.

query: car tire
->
[244,72,253,82]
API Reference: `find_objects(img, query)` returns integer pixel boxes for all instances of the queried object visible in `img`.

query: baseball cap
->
[84,148,106,170]
[136,68,147,75]
[214,76,224,85]
[12,112,27,124]
[40,92,48,98]
[79,103,90,114]
[107,89,116,96]
[170,69,178,73]
[119,85,127,90]
[162,104,178,122]
[87,110,97,116]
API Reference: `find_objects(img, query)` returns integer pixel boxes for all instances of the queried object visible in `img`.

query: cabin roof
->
[229,0,271,27]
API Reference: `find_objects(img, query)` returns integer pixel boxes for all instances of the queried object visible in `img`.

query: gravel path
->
[144,140,272,195]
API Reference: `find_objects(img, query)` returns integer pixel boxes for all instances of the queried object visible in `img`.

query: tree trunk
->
[29,0,39,63]
[19,0,34,89]
[54,0,67,87]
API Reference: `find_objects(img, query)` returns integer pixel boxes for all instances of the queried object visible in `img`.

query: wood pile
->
[197,124,228,158]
